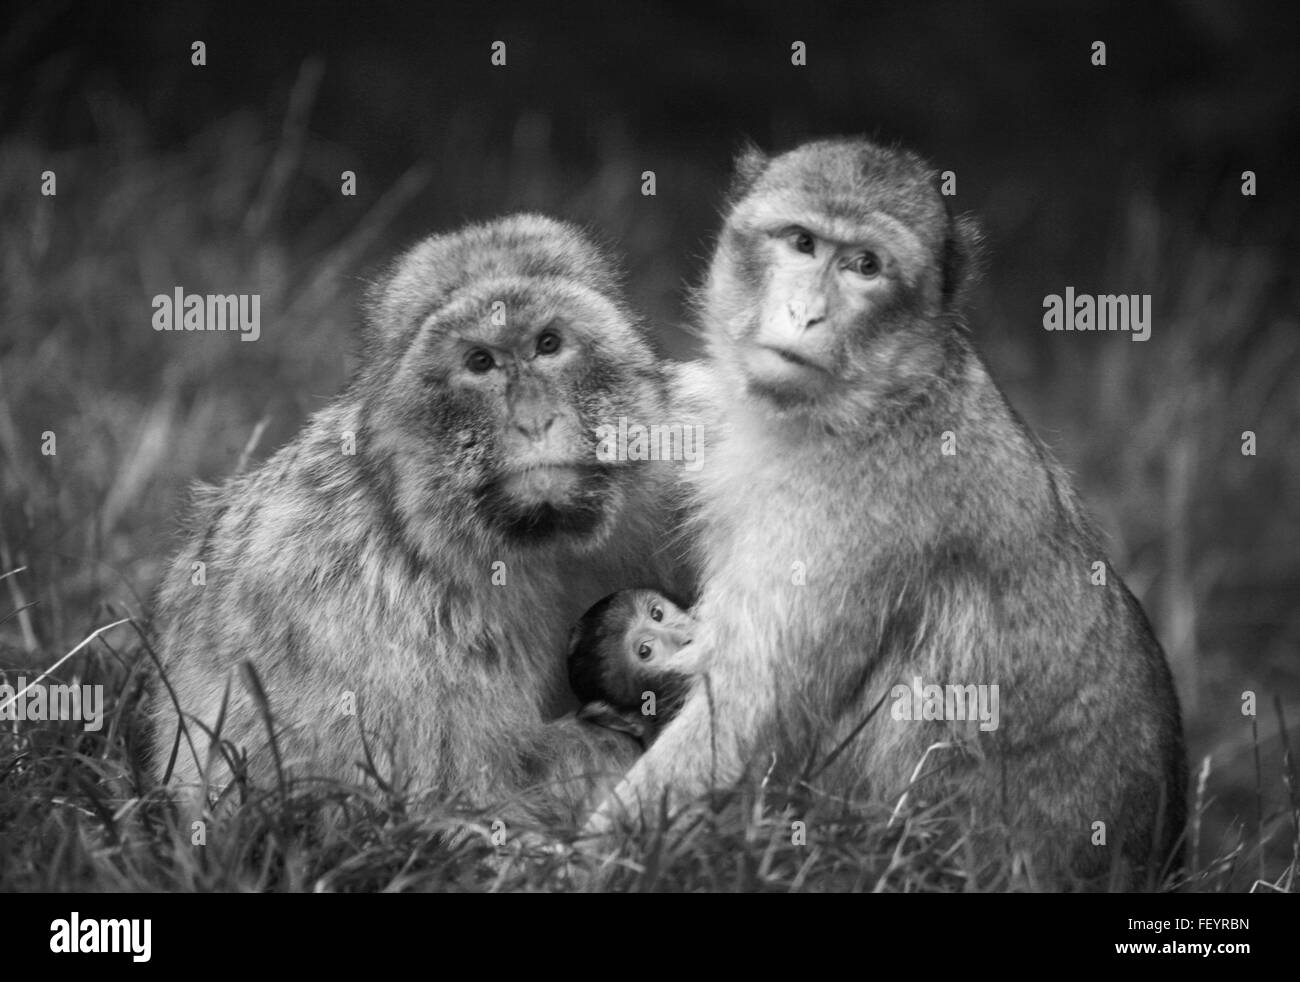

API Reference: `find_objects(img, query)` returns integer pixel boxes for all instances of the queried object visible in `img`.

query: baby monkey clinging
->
[567,589,699,747]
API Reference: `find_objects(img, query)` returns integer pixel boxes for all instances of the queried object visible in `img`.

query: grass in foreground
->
[1,613,1295,893]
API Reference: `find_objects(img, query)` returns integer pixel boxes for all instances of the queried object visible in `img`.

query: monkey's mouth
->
[763,346,826,372]
[505,462,587,476]
[476,464,616,543]
[497,463,591,500]
[744,345,834,404]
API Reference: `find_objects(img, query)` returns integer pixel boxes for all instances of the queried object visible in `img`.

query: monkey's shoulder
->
[665,358,725,428]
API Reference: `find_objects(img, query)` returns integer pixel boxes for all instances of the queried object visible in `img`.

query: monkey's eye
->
[464,349,495,373]
[637,641,653,660]
[848,252,882,277]
[535,330,562,356]
[650,604,663,622]
[788,229,816,255]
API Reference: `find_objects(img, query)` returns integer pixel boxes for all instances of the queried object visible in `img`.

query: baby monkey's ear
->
[577,700,651,747]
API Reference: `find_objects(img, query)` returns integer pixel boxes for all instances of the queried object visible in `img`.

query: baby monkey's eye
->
[637,641,653,660]
[465,349,495,373]
[535,330,562,356]
[787,228,816,255]
[650,604,663,621]
[847,252,882,277]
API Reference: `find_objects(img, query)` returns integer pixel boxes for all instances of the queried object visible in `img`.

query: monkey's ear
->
[356,262,402,362]
[940,212,985,310]
[361,265,393,316]
[728,141,769,202]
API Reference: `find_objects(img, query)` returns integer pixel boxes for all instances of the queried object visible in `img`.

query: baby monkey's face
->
[567,588,699,716]
[568,588,700,745]
[618,590,694,669]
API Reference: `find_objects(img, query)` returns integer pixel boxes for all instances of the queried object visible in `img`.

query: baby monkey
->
[567,589,700,747]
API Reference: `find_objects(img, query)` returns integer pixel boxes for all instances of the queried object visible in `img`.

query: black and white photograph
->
[0,0,1296,947]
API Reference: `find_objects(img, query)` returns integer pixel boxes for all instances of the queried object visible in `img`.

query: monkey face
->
[390,285,662,547]
[706,140,963,413]
[359,217,665,553]
[739,221,915,404]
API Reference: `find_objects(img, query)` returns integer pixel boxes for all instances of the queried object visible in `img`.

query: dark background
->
[2,0,1297,880]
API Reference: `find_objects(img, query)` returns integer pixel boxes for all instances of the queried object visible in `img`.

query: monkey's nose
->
[789,298,827,330]
[514,415,557,440]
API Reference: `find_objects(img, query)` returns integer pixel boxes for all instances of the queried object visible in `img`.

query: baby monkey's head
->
[567,588,697,739]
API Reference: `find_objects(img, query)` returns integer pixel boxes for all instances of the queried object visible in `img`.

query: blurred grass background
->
[1,0,1297,889]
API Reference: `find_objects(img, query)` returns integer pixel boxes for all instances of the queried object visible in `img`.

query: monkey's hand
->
[576,700,650,747]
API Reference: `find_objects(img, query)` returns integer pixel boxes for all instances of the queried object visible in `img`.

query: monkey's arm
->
[520,714,643,826]
[584,658,771,836]
[576,700,651,746]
